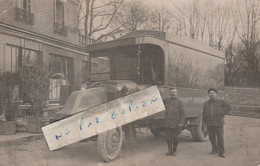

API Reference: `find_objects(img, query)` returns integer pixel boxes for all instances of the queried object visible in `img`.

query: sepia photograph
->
[0,0,260,165]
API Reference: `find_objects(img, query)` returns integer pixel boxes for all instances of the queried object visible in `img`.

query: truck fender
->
[188,116,201,125]
[187,116,208,142]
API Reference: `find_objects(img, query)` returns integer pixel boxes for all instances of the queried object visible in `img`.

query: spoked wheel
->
[97,127,123,162]
[191,120,208,142]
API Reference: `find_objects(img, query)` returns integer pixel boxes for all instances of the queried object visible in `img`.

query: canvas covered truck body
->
[46,31,225,162]
[85,31,225,139]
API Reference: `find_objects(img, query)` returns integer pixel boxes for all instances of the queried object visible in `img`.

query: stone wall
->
[221,87,260,106]
[176,86,260,117]
[176,86,260,106]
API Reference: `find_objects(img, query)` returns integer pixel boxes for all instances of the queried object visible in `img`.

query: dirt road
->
[0,116,260,166]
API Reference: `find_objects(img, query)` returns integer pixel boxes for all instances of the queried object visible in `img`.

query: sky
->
[140,0,228,10]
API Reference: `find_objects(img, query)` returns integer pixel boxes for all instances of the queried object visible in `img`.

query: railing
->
[78,34,100,46]
[121,30,166,40]
[14,7,34,25]
[54,22,68,36]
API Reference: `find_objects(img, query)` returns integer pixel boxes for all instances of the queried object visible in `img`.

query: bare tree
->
[112,0,150,34]
[78,0,124,41]
[148,5,174,32]
[184,0,207,40]
[170,0,206,41]
[225,28,241,85]
[204,0,218,47]
[189,0,232,50]
[233,0,260,85]
[173,11,187,37]
[200,8,206,42]
[215,3,232,50]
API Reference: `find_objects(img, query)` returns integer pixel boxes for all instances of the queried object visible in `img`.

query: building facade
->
[0,0,94,101]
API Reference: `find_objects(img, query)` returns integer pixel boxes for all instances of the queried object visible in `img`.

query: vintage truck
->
[50,30,225,162]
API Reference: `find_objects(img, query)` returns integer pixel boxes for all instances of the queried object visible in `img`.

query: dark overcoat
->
[202,98,231,126]
[164,97,186,128]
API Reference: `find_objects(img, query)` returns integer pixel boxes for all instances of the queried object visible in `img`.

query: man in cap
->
[203,88,231,158]
[164,88,186,156]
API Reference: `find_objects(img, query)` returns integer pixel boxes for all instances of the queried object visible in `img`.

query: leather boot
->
[165,139,172,156]
[172,138,178,156]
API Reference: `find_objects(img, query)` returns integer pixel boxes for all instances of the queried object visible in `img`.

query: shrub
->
[0,72,19,121]
[22,61,51,118]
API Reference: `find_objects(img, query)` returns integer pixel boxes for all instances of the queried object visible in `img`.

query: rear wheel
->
[191,120,208,142]
[97,127,123,162]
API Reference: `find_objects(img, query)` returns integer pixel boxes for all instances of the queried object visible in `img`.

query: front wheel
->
[191,120,208,142]
[97,127,123,162]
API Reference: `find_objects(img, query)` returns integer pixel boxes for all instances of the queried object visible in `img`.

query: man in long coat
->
[164,88,186,156]
[203,88,231,158]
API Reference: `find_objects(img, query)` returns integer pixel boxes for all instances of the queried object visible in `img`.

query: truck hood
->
[55,87,107,119]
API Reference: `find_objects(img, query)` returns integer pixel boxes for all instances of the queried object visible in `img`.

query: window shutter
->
[16,0,23,8]
[28,0,32,12]
[0,43,4,70]
[54,0,57,23]
[63,1,66,26]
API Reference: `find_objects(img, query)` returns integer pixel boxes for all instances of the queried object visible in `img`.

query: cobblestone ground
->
[0,116,260,166]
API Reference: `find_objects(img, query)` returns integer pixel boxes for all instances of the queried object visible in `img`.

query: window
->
[22,48,42,67]
[23,0,31,12]
[4,45,20,72]
[82,61,89,82]
[15,0,34,24]
[49,54,73,100]
[2,45,42,100]
[111,54,137,80]
[90,56,111,81]
[55,0,65,25]
[50,54,73,84]
[54,0,67,36]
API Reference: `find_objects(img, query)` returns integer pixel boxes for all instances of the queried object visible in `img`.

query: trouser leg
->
[165,138,173,156]
[208,126,218,152]
[167,138,173,151]
[165,128,173,155]
[216,126,224,155]
[172,135,179,152]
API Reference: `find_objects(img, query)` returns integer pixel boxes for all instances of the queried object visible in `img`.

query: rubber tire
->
[191,120,208,142]
[97,127,123,162]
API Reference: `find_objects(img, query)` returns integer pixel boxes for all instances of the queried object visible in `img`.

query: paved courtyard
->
[0,116,260,166]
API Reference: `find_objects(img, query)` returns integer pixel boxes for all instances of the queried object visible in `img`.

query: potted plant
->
[0,72,19,135]
[22,61,51,133]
